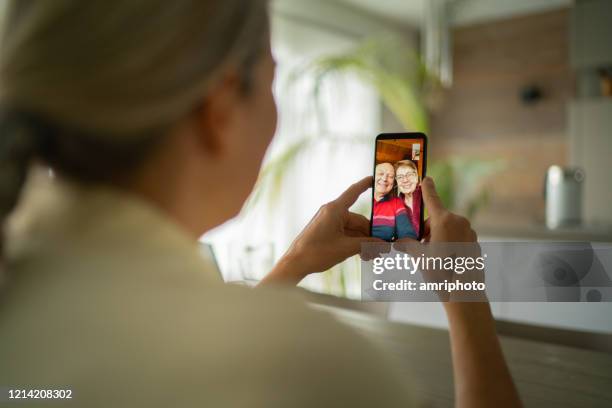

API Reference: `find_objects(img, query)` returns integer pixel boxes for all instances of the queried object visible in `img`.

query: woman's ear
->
[193,71,242,156]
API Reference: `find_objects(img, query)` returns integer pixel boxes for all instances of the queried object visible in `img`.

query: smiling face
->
[374,162,394,200]
[395,164,418,196]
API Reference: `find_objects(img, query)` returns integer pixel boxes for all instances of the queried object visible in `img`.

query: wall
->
[430,8,573,226]
[569,0,612,225]
[272,0,416,41]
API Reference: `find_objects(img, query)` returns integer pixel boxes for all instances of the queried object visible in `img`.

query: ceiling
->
[339,0,424,26]
[337,0,572,27]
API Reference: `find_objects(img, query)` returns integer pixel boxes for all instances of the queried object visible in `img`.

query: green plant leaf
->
[305,36,432,133]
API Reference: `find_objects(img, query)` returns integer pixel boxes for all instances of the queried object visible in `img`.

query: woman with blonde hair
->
[0,1,519,407]
[394,160,422,237]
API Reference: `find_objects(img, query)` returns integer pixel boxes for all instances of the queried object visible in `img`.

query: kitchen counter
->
[320,304,612,408]
[474,222,612,242]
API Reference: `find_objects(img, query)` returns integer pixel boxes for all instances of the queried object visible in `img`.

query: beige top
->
[0,168,415,407]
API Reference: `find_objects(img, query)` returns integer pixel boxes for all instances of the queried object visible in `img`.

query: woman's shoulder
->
[415,184,422,197]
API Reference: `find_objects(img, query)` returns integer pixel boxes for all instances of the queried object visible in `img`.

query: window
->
[202,13,380,298]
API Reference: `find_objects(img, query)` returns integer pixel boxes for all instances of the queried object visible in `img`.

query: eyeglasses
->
[396,173,418,181]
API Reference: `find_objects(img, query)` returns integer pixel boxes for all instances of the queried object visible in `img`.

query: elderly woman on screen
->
[394,160,422,238]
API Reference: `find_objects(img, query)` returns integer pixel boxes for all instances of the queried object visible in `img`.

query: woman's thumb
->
[421,177,445,216]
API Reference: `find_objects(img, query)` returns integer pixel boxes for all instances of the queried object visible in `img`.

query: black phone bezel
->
[369,132,428,241]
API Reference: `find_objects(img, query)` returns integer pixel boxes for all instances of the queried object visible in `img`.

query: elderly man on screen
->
[372,162,416,241]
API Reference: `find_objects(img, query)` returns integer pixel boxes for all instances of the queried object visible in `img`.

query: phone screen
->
[370,133,427,242]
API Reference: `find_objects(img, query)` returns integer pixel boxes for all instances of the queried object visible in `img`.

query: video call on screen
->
[372,139,423,242]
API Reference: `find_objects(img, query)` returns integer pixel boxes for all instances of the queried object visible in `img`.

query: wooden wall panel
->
[376,139,424,175]
[429,8,573,225]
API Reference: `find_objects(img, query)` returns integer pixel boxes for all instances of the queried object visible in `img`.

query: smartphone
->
[370,133,427,242]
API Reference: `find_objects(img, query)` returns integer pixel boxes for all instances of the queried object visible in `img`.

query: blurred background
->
[201,0,612,334]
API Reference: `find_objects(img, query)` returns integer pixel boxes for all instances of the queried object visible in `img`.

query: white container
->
[545,166,584,229]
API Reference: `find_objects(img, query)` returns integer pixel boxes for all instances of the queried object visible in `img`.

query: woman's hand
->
[259,177,381,286]
[395,177,483,301]
[411,178,522,407]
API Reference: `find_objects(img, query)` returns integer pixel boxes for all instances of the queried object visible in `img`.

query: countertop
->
[321,305,612,408]
[474,222,612,242]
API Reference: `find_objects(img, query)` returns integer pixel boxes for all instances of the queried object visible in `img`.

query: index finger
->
[421,177,445,217]
[335,176,372,209]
